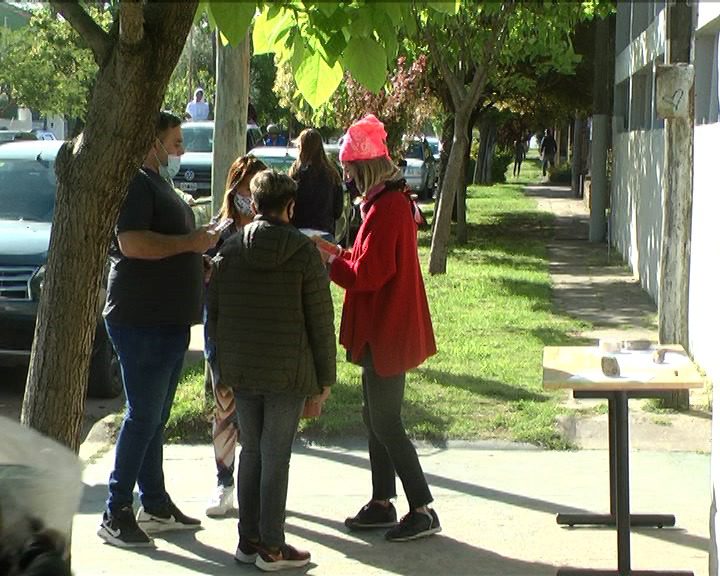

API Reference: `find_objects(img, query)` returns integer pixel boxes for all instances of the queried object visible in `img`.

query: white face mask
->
[156,139,181,181]
[233,194,254,216]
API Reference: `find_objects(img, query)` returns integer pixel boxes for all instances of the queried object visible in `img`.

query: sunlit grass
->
[167,159,589,448]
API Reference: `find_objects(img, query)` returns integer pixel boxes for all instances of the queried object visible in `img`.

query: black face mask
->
[345,178,360,199]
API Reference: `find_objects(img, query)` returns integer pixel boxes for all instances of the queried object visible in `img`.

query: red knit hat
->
[339,114,390,162]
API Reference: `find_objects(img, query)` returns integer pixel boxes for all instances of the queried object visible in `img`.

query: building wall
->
[614,3,720,574]
[692,6,720,575]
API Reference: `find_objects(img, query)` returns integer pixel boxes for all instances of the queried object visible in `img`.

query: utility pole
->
[211,31,251,215]
[589,15,611,242]
[657,1,694,410]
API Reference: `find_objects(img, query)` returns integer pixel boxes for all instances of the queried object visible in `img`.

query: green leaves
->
[294,49,343,109]
[252,5,294,55]
[342,37,388,93]
[207,1,255,47]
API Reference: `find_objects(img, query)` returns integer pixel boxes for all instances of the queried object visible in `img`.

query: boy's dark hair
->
[250,169,297,215]
[157,110,182,136]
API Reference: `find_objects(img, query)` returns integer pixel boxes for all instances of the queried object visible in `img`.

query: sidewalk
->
[72,183,711,575]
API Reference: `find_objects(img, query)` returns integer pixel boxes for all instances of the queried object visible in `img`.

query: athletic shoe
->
[344,501,397,530]
[206,484,234,517]
[136,498,201,533]
[234,536,260,564]
[97,506,154,548]
[385,508,441,542]
[255,543,310,572]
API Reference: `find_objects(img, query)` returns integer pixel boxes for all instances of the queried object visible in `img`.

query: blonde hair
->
[220,155,267,220]
[347,156,402,195]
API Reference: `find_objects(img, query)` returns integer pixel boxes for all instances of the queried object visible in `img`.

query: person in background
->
[513,137,526,178]
[263,124,287,146]
[313,114,440,542]
[98,111,217,548]
[185,88,210,122]
[289,128,343,242]
[539,128,557,177]
[208,169,335,571]
[203,155,268,518]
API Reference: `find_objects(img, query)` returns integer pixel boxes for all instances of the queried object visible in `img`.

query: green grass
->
[167,159,589,448]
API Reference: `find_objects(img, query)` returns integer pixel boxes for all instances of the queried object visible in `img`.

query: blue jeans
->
[105,322,190,512]
[235,392,304,548]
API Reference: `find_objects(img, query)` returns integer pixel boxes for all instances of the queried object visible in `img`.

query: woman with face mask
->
[203,155,267,517]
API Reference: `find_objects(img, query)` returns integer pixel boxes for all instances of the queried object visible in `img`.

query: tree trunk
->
[212,31,251,215]
[571,112,584,198]
[21,3,197,452]
[432,113,454,237]
[658,0,693,410]
[429,107,472,274]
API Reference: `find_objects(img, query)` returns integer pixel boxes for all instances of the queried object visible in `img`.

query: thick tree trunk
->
[212,31,251,214]
[432,114,454,237]
[571,112,584,198]
[21,3,198,452]
[429,108,472,274]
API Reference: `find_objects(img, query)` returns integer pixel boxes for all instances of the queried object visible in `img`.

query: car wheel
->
[87,323,123,399]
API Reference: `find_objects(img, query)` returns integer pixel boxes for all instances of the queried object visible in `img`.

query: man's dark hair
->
[157,110,182,136]
[250,169,297,215]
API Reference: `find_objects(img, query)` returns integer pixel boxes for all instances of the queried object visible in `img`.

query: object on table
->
[623,339,653,351]
[601,355,621,377]
[653,348,667,364]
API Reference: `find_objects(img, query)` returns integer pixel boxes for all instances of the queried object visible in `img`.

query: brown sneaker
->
[255,543,311,572]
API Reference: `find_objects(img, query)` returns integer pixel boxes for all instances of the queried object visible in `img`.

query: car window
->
[181,125,214,153]
[404,142,424,160]
[427,140,439,156]
[250,154,294,173]
[0,159,56,222]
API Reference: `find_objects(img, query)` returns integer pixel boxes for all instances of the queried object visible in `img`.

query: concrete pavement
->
[74,443,709,575]
[71,183,712,575]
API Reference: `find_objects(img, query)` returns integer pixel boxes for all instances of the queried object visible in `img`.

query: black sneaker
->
[97,506,155,548]
[234,536,260,564]
[385,508,441,542]
[136,498,201,533]
[344,501,398,530]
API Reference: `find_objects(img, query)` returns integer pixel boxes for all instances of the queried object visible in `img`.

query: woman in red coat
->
[315,114,439,542]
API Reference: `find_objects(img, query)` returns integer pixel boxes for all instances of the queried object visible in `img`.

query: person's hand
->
[188,226,219,253]
[309,386,331,405]
[311,236,341,256]
[202,254,213,283]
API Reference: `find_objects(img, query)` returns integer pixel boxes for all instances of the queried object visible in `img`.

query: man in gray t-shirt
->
[98,111,218,549]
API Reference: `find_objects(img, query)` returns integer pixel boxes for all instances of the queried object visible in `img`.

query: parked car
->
[176,121,264,198]
[248,145,355,246]
[402,139,437,200]
[425,136,441,161]
[0,130,36,144]
[0,140,121,398]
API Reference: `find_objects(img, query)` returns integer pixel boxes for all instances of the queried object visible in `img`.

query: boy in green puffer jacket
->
[207,169,335,572]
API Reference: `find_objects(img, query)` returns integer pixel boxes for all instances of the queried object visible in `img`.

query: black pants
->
[513,157,523,176]
[361,364,433,510]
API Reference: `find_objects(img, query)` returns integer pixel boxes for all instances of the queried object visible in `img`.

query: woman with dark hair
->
[204,155,267,518]
[314,114,440,542]
[289,128,344,241]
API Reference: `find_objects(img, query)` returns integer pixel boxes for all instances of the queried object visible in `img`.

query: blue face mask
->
[233,193,254,217]
[156,139,181,181]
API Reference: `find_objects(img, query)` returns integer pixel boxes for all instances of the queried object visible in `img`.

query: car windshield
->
[182,125,213,153]
[404,142,424,160]
[427,140,439,155]
[250,153,295,173]
[0,158,56,222]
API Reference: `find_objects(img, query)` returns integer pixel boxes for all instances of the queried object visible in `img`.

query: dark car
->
[176,121,264,198]
[0,140,121,398]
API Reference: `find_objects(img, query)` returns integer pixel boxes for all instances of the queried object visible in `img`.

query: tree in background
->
[0,6,110,121]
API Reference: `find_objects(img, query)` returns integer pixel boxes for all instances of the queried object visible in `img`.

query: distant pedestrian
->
[540,128,557,177]
[289,128,344,241]
[208,169,335,571]
[313,114,440,542]
[185,88,210,122]
[263,124,287,146]
[203,155,268,518]
[513,138,526,177]
[98,111,218,548]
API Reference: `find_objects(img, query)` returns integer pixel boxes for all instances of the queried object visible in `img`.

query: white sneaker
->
[206,484,234,517]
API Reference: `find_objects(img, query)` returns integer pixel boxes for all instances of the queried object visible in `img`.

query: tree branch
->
[51,1,111,67]
[424,22,464,107]
[120,0,144,45]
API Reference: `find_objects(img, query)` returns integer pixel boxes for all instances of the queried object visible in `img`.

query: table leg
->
[557,394,674,529]
[615,391,631,574]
